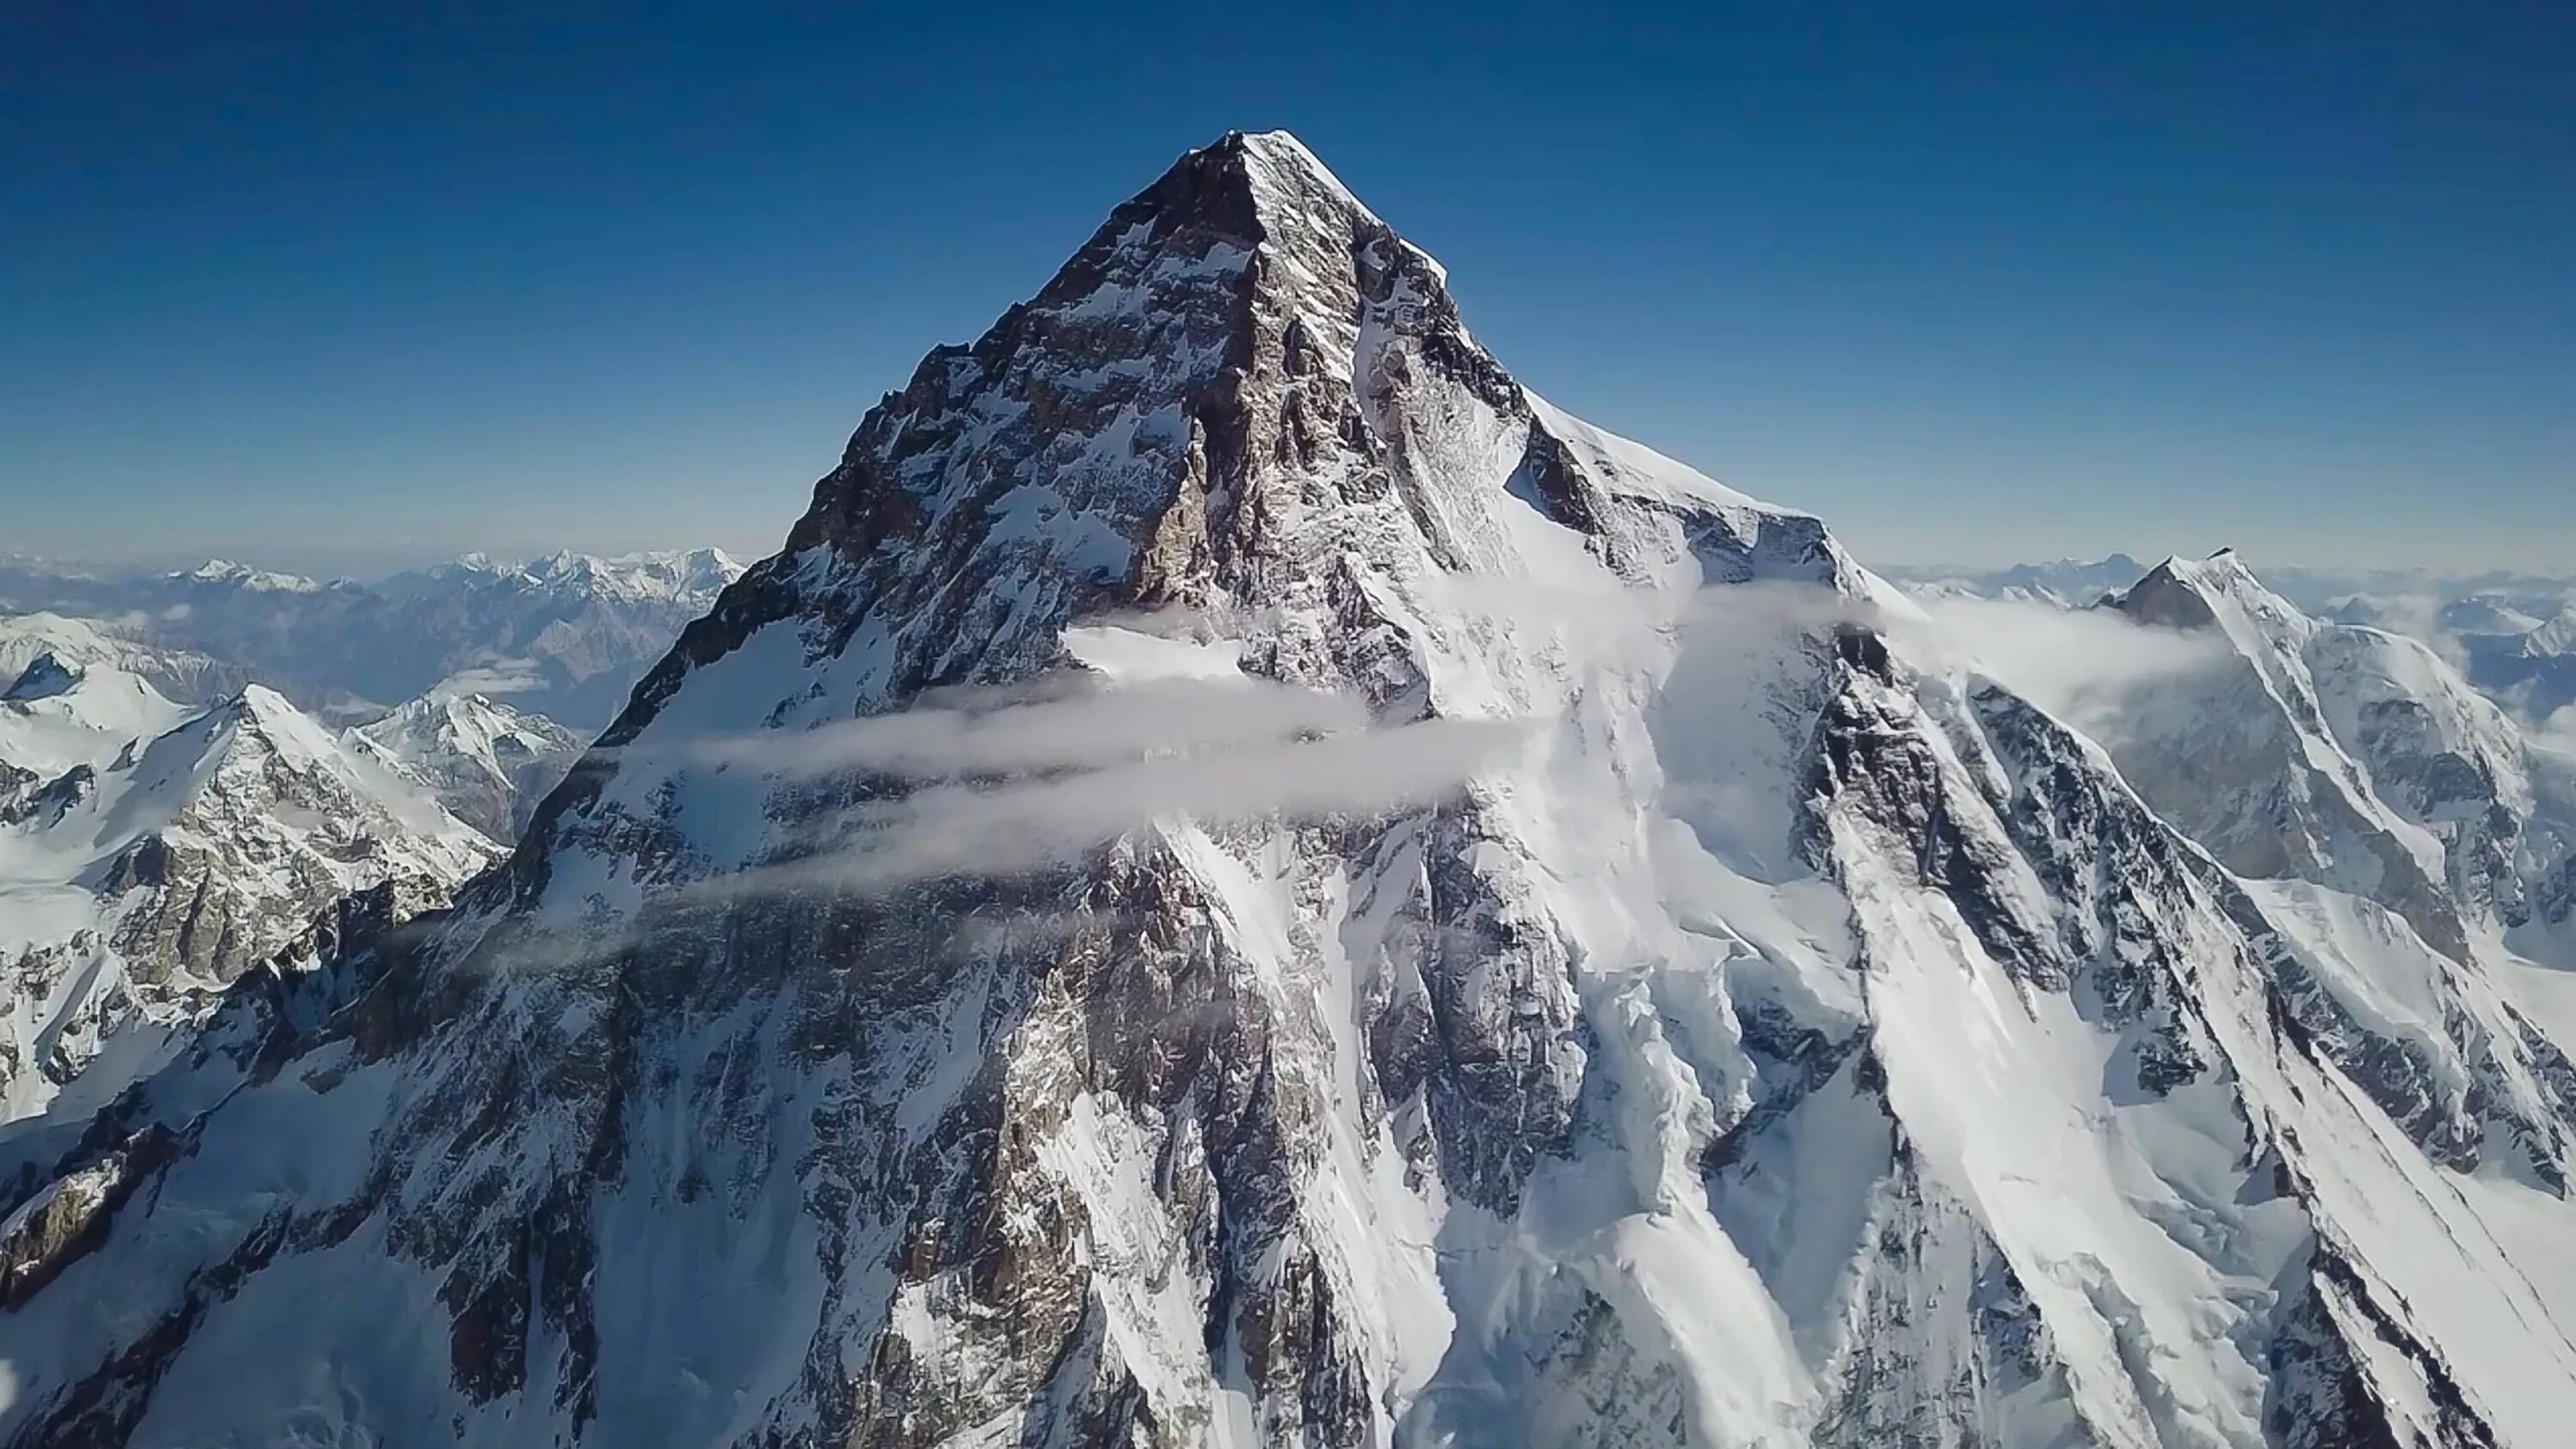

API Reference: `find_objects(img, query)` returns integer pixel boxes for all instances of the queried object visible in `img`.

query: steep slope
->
[2304,621,2576,966]
[2108,551,2576,968]
[2108,551,2471,957]
[350,690,588,842]
[0,682,498,1124]
[4,131,2575,1449]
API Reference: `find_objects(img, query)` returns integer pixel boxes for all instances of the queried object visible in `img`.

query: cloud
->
[662,672,1373,780]
[2537,705,2576,759]
[435,659,545,696]
[625,669,1523,902]
[2322,589,2476,670]
[1897,595,2238,743]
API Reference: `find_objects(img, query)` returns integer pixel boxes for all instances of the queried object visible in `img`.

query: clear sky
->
[4,3,2570,577]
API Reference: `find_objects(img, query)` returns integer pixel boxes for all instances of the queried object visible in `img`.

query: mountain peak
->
[2120,548,2291,628]
[1118,129,1378,249]
[2,651,82,702]
[683,125,1832,749]
[1218,128,1379,221]
[176,558,320,592]
[224,681,299,718]
[193,683,347,769]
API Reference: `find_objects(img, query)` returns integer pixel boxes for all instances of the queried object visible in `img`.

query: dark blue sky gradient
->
[4,3,2570,574]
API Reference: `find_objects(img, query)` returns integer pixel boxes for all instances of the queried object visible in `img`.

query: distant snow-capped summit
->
[393,546,744,600]
[350,688,586,841]
[2,676,496,1121]
[172,558,330,592]
[1881,551,2149,605]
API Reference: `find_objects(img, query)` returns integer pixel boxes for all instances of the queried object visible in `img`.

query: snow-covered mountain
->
[1902,555,2576,760]
[2294,581,2576,733]
[0,548,744,727]
[0,658,498,1125]
[2105,552,2576,966]
[1884,553,2149,606]
[0,651,189,788]
[7,130,2576,1447]
[2457,605,2576,731]
[349,689,588,841]
[0,612,250,711]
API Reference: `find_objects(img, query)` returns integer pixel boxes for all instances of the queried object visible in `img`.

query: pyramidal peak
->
[3,649,82,701]
[647,127,1851,745]
[203,682,334,752]
[2119,548,2307,638]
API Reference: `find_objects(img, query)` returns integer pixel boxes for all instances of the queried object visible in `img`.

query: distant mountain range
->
[1881,552,2152,604]
[0,552,732,1124]
[0,548,744,727]
[1894,555,2576,735]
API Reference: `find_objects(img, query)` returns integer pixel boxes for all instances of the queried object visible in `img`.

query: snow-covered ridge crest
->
[348,688,586,842]
[2103,549,2576,964]
[6,129,2576,1449]
[1,676,498,1124]
[0,613,249,712]
[403,547,747,604]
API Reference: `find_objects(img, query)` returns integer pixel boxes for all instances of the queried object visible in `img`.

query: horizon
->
[11,540,2576,599]
[6,7,2571,573]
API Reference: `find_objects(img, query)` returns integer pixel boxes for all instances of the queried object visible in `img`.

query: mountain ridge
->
[2,669,497,1125]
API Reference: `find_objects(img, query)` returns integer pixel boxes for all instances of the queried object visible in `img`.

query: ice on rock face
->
[5,130,2576,1449]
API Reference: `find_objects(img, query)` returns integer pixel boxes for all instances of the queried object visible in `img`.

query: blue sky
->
[4,3,2569,576]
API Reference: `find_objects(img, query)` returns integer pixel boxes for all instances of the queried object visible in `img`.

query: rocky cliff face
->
[4,131,2576,1449]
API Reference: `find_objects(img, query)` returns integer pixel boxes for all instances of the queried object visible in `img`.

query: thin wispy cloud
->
[658,672,1373,780]
[569,581,2221,911]
[2539,705,2576,759]
[1898,595,2238,743]
[611,668,1523,903]
[690,716,1516,900]
[435,659,547,696]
